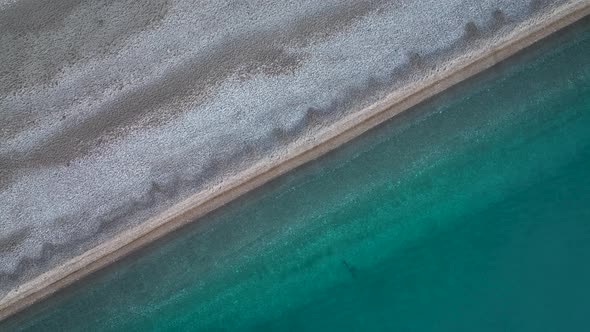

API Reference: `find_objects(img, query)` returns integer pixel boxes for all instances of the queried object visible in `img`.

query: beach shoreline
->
[1,1,588,322]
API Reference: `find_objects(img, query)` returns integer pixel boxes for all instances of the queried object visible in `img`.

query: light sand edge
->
[1,1,588,322]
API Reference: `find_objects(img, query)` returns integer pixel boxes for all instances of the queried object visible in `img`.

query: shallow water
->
[3,15,590,332]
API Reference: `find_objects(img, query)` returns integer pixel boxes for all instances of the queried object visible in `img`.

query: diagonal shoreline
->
[1,1,589,322]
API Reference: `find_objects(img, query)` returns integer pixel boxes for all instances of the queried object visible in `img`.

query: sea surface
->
[3,16,590,332]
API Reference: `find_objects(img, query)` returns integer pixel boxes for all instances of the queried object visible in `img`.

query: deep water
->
[3,16,590,332]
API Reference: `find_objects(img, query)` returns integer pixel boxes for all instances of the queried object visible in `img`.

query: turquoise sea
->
[3,16,590,332]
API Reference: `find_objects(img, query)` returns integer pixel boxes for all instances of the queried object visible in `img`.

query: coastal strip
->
[1,1,589,322]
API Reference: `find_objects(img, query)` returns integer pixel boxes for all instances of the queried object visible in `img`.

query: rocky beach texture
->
[0,0,584,308]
